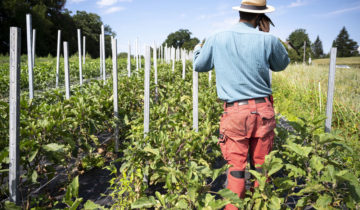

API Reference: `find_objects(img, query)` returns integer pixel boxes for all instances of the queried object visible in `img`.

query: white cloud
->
[69,0,86,3]
[96,0,132,7]
[326,5,360,16]
[288,0,307,8]
[211,18,238,31]
[104,6,125,14]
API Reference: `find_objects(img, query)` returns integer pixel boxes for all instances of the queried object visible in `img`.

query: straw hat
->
[233,0,275,13]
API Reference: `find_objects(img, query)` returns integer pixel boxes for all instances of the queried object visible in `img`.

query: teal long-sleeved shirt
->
[193,22,290,103]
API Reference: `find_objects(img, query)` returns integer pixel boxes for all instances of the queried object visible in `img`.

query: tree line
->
[286,27,359,63]
[0,0,115,58]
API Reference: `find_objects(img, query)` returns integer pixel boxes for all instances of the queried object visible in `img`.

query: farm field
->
[0,57,359,209]
[312,56,360,67]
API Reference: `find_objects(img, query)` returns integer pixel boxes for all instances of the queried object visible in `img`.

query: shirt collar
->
[238,22,256,28]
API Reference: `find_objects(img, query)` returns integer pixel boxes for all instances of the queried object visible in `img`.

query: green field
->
[313,56,360,67]
[0,56,359,209]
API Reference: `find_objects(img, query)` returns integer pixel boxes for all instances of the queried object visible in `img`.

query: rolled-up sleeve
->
[193,37,214,72]
[269,37,290,71]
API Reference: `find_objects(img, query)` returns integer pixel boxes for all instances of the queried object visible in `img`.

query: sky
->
[66,0,360,54]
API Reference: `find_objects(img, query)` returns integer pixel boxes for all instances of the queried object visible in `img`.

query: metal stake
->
[63,42,70,99]
[144,46,151,137]
[32,29,36,68]
[56,30,61,88]
[112,38,119,152]
[193,70,199,132]
[77,29,83,85]
[325,48,337,133]
[26,14,33,99]
[9,27,21,206]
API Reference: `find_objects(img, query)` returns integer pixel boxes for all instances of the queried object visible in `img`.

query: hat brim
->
[232,5,275,13]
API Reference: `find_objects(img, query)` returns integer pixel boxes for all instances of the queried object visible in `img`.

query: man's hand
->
[259,18,270,33]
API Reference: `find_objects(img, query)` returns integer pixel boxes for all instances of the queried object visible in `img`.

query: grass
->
[273,63,360,139]
[313,56,360,67]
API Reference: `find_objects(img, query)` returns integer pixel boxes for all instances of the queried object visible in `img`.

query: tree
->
[163,29,200,51]
[287,29,313,63]
[0,0,66,55]
[332,27,359,57]
[0,0,115,58]
[73,11,116,58]
[312,36,324,59]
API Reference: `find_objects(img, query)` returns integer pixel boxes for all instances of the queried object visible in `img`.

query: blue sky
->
[66,0,360,54]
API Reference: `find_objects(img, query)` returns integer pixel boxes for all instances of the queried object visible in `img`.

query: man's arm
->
[269,37,290,71]
[193,37,214,72]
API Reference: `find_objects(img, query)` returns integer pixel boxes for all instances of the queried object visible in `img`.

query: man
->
[193,0,290,209]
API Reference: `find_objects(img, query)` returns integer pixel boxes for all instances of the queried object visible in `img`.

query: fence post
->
[9,27,21,206]
[112,38,119,152]
[32,29,36,68]
[63,42,70,100]
[56,30,61,88]
[325,48,337,133]
[77,29,83,85]
[83,36,86,65]
[193,69,199,132]
[144,45,151,137]
[128,41,131,77]
[101,25,106,83]
[26,14,33,99]
[269,70,272,87]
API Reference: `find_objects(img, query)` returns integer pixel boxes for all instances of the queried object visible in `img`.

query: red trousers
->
[219,97,276,210]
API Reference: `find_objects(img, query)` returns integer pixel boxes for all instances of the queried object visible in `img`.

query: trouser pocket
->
[218,133,228,161]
